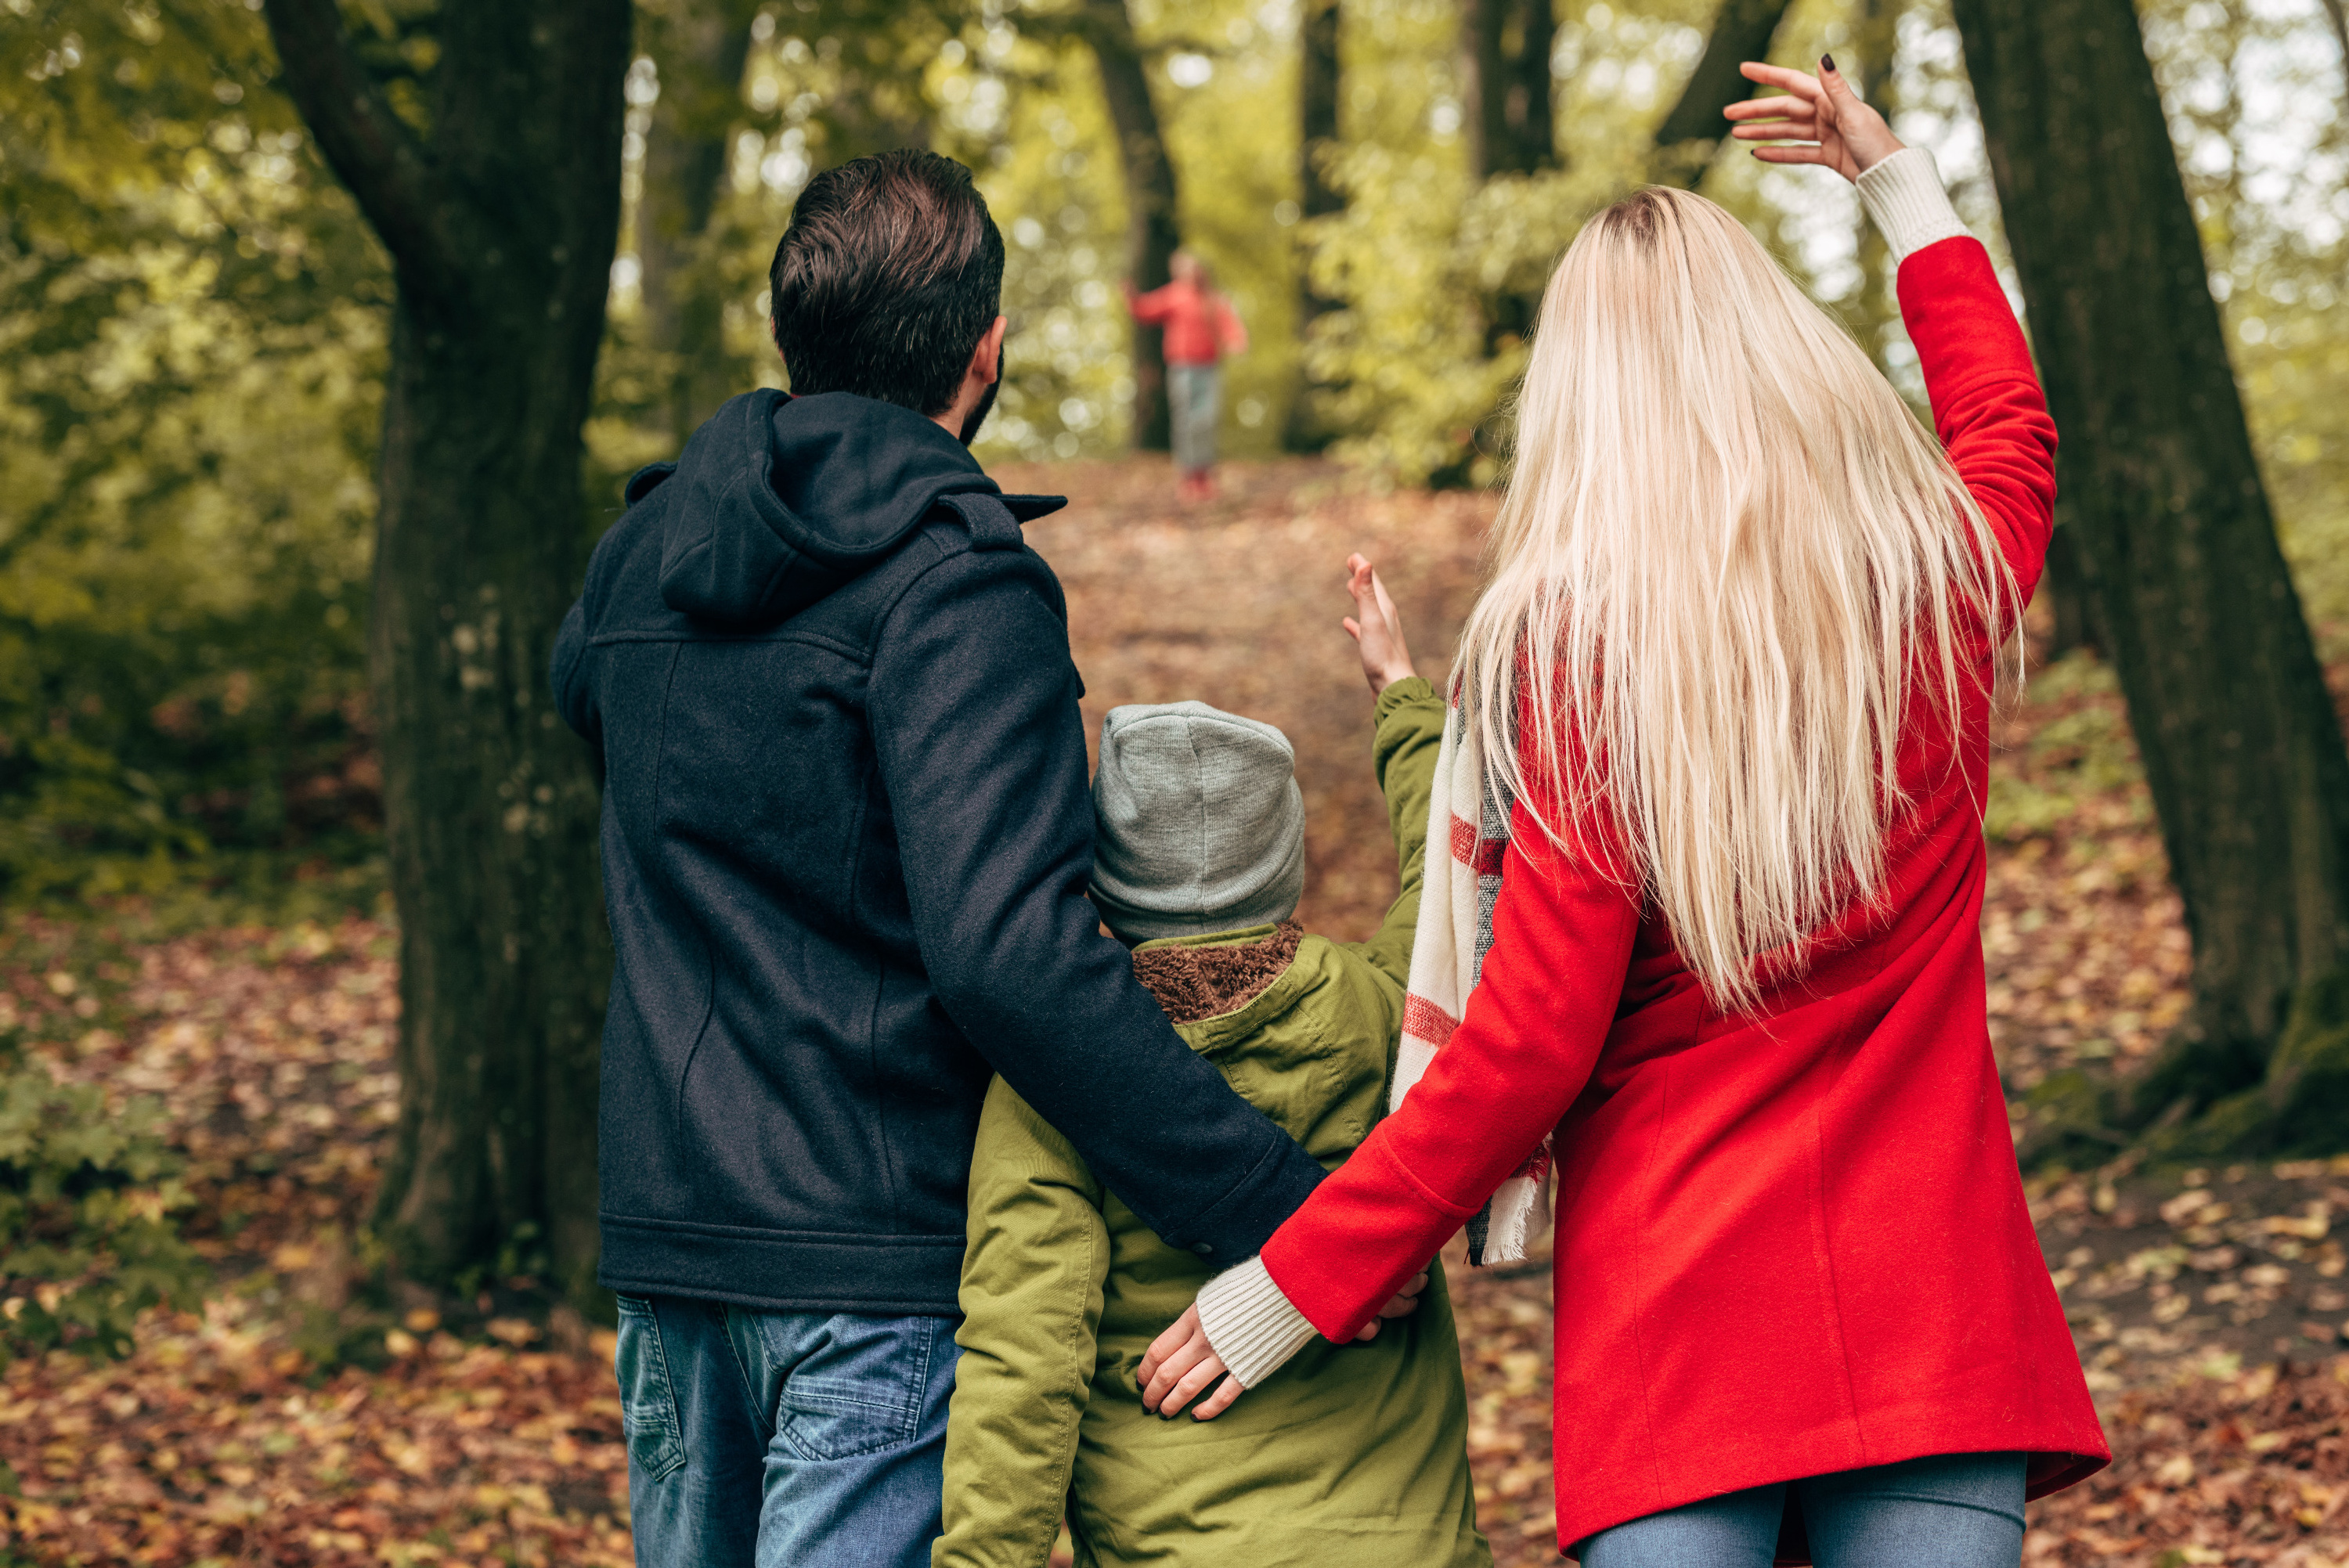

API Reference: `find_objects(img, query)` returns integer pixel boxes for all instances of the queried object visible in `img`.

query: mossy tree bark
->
[1080,0,1180,452]
[1953,0,2349,1150]
[264,0,630,1305]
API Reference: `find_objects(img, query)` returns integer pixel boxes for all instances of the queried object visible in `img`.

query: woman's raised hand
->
[1344,553,1419,697]
[1723,57,1905,185]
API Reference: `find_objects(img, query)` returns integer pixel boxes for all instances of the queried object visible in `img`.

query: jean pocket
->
[613,1294,686,1483]
[774,1314,940,1462]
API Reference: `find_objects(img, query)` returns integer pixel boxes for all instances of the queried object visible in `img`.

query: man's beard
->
[958,372,1001,448]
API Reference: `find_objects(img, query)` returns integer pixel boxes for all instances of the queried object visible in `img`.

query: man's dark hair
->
[769,150,1006,417]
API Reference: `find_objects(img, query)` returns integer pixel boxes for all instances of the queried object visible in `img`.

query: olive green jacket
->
[935,679,1488,1568]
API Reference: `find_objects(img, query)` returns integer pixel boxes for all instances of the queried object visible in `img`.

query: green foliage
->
[5,0,2345,913]
[0,0,390,906]
[1298,0,1690,483]
[0,1055,204,1361]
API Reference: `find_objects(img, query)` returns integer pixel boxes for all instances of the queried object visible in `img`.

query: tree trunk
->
[638,1,756,451]
[1954,0,2349,1145]
[1506,0,1556,171]
[1081,0,1180,452]
[1651,0,1797,187]
[2319,0,2349,100]
[1283,0,1343,453]
[1463,0,1557,178]
[1843,0,1900,370]
[2039,521,2099,659]
[264,0,630,1308]
[1460,0,1557,359]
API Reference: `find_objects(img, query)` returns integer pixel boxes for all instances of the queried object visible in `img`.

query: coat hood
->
[655,388,1064,629]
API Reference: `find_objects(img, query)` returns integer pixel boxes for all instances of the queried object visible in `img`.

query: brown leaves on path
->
[0,913,632,1564]
[2019,1358,2349,1567]
[0,1299,629,1566]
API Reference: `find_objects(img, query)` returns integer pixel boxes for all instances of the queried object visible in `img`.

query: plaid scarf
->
[1391,703,1553,1267]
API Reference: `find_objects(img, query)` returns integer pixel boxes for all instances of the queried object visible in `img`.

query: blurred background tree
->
[5,0,2347,1314]
[0,1,385,907]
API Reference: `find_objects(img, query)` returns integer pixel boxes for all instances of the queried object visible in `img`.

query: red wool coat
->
[1259,235,2110,1555]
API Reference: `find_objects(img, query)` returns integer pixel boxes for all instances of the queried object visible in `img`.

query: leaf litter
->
[0,458,2336,1566]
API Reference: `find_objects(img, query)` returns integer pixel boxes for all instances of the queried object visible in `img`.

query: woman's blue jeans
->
[1578,1453,2026,1567]
[615,1293,960,1568]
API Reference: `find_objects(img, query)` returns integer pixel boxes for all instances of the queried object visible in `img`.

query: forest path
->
[1021,456,2349,1566]
[0,457,2340,1566]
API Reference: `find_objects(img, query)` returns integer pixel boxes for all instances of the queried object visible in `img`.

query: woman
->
[1137,59,2108,1566]
[1125,251,1249,501]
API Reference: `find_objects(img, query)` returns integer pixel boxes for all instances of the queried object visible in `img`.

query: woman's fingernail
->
[1820,52,1837,72]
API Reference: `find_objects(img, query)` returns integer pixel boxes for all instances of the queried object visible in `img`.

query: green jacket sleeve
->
[1349,676,1446,993]
[935,1076,1112,1568]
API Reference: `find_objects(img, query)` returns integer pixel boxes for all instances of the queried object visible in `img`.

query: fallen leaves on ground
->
[0,913,632,1566]
[2019,1358,2349,1566]
[0,457,2334,1565]
[0,1296,629,1566]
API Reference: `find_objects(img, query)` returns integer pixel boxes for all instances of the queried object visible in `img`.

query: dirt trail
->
[1,458,2333,1566]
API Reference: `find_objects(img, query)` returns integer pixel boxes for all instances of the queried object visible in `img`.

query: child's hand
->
[1723,56,1904,184]
[1344,553,1419,697]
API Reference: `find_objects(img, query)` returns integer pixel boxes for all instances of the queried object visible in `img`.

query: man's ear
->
[974,315,1008,383]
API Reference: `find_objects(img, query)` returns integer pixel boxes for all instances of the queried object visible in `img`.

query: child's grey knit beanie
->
[1089,701,1307,943]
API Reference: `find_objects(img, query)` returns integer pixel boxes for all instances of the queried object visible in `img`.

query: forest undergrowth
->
[0,459,2343,1566]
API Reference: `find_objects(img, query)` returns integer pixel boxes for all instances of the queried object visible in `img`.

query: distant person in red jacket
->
[1137,59,2109,1567]
[1126,251,1248,502]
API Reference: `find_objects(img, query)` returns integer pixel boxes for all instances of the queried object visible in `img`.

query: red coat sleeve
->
[1261,797,1641,1339]
[1127,282,1177,326]
[1899,236,2059,602]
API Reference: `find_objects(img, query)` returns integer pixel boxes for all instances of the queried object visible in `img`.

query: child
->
[1124,251,1248,503]
[933,558,1488,1568]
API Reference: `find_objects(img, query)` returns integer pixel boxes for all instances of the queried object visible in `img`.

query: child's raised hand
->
[1723,57,1904,185]
[1344,553,1419,697]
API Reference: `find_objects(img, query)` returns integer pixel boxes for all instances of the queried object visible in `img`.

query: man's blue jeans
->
[615,1293,960,1568]
[1578,1453,2026,1567]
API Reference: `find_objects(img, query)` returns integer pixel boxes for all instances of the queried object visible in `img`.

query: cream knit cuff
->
[1856,147,1971,266]
[1196,1255,1319,1389]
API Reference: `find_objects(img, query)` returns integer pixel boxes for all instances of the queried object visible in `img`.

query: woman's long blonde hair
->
[1458,186,2016,1011]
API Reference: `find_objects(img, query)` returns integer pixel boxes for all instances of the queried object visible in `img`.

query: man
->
[551,150,1329,1567]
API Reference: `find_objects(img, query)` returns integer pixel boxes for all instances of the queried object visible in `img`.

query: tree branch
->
[2318,0,2349,103]
[1651,0,1797,183]
[262,0,467,306]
